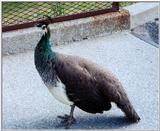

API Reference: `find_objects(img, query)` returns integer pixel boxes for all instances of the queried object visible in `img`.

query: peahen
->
[34,22,140,128]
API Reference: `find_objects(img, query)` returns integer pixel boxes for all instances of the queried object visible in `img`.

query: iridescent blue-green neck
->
[34,26,58,85]
[34,27,58,70]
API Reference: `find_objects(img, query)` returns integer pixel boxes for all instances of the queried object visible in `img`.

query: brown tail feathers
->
[116,92,140,122]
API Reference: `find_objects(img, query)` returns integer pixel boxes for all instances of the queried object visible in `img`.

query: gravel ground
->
[2,31,159,129]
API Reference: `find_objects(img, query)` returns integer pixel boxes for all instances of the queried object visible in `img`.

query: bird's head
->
[36,22,50,37]
[35,15,52,37]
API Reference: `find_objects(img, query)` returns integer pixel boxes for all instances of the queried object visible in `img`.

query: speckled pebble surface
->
[2,31,159,129]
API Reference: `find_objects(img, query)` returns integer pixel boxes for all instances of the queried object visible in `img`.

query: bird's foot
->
[58,114,76,129]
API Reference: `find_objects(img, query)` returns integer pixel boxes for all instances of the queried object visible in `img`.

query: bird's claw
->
[57,114,68,120]
[57,114,76,129]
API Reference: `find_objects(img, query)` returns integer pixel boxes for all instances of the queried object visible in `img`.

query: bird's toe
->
[57,114,69,120]
[57,114,76,129]
[65,117,76,129]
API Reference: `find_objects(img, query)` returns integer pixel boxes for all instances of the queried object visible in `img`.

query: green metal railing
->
[2,2,120,32]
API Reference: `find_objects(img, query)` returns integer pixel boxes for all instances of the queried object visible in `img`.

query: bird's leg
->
[58,105,76,128]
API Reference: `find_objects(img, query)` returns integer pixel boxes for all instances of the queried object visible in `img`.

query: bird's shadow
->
[68,115,134,129]
[9,115,135,129]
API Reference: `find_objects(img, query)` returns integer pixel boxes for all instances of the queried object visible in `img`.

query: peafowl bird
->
[34,22,140,129]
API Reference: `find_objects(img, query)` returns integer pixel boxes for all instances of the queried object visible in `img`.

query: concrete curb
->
[124,2,159,29]
[2,9,129,55]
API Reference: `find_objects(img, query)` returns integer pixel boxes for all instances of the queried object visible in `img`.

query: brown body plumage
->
[55,53,140,120]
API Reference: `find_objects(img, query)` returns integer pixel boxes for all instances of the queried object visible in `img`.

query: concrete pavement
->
[2,31,159,129]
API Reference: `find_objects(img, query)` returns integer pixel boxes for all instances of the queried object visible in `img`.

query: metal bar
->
[112,2,119,11]
[2,2,119,32]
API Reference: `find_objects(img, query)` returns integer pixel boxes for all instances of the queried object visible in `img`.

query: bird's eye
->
[42,25,46,30]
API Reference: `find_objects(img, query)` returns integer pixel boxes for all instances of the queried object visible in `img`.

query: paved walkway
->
[2,31,159,129]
